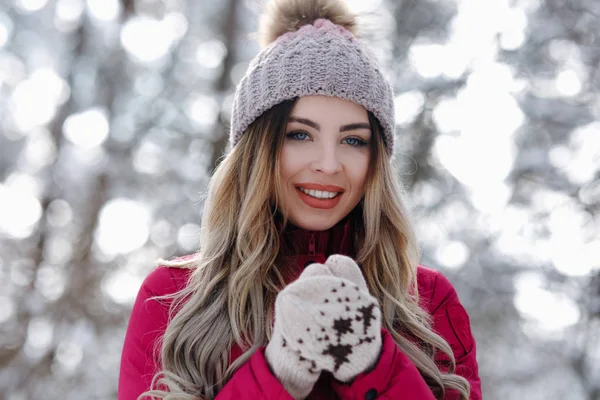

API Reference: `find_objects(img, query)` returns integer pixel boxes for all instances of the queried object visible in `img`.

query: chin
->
[291,216,340,232]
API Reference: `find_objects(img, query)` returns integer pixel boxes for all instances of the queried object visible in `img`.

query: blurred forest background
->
[0,0,598,398]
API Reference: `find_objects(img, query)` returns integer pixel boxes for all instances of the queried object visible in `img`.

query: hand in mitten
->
[265,255,382,399]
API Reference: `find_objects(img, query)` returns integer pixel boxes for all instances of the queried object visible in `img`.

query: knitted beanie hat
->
[230,0,396,156]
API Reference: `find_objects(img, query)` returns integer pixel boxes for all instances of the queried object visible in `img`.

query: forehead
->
[290,96,369,123]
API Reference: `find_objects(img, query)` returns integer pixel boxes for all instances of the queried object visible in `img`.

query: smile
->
[297,187,340,199]
[295,186,344,210]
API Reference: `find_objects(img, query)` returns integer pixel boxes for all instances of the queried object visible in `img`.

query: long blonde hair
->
[141,97,470,399]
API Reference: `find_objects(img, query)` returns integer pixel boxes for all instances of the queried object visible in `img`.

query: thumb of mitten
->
[265,299,321,399]
[323,254,368,291]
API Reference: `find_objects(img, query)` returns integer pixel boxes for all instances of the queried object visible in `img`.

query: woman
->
[118,0,482,399]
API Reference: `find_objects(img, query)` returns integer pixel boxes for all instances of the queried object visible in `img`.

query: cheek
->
[343,153,370,190]
[280,147,307,179]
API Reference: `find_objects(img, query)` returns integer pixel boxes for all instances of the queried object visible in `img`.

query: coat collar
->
[275,207,359,263]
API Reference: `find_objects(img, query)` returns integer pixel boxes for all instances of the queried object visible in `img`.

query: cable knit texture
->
[230,18,396,156]
[265,255,382,399]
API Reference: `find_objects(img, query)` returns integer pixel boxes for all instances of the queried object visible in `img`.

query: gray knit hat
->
[230,18,396,156]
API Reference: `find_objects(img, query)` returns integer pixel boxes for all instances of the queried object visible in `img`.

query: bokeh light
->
[394,91,425,127]
[101,270,143,305]
[0,183,42,239]
[86,0,121,22]
[63,108,110,149]
[10,68,70,133]
[95,199,151,256]
[0,12,13,48]
[514,272,581,334]
[15,0,49,13]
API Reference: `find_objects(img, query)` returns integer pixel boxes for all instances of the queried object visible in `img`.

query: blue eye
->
[286,131,309,141]
[344,137,368,147]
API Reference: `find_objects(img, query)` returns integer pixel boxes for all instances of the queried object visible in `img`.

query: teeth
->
[298,187,339,199]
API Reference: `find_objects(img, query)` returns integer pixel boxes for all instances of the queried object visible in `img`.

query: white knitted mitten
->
[265,255,382,399]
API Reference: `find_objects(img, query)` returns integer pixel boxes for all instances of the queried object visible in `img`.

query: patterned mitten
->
[265,308,322,399]
[265,255,382,399]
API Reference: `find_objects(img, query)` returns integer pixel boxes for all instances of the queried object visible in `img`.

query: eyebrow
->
[288,117,371,132]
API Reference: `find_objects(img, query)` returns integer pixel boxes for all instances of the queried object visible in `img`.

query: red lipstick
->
[295,183,345,192]
[295,184,344,210]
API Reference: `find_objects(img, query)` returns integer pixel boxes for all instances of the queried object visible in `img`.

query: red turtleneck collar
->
[275,208,359,284]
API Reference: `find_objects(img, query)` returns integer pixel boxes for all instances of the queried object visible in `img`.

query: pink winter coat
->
[119,216,482,399]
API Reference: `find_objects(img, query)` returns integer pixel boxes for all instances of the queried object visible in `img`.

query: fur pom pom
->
[258,0,357,48]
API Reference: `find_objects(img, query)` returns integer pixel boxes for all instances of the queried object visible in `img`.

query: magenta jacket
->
[119,216,482,399]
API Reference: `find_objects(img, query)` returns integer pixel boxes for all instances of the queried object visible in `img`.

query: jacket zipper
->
[308,232,316,256]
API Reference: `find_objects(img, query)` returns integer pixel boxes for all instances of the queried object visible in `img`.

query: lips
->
[295,183,345,193]
[295,186,344,209]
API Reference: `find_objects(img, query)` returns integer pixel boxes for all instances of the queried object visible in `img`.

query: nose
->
[311,143,342,174]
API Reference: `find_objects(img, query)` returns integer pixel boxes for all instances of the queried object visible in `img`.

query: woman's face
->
[279,95,372,231]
